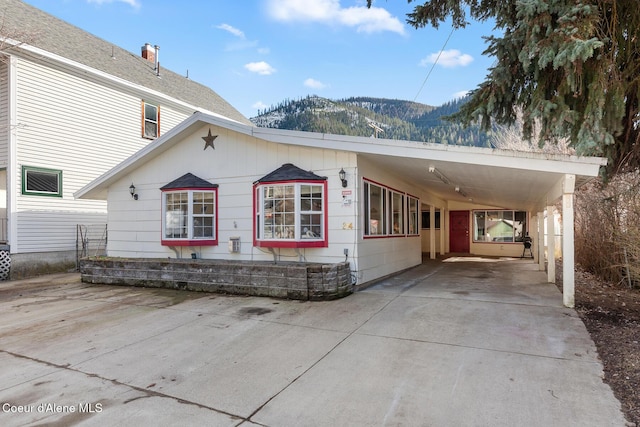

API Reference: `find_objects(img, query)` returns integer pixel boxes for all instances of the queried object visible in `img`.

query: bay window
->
[161,173,218,246]
[254,163,328,248]
[255,182,327,247]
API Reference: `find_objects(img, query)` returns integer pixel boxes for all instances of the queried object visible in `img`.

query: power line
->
[400,26,456,123]
[411,26,456,104]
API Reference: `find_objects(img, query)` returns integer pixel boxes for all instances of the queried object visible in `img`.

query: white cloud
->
[420,49,474,68]
[452,90,470,99]
[216,23,245,39]
[217,24,267,54]
[252,101,269,110]
[266,0,405,35]
[245,61,276,75]
[224,40,259,52]
[87,0,140,8]
[258,47,271,55]
[304,78,327,89]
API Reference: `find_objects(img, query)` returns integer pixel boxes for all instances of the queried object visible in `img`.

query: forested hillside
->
[250,95,492,147]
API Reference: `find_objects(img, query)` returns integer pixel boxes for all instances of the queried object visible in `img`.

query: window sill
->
[364,234,418,239]
[473,241,522,245]
[254,239,327,248]
[161,239,217,247]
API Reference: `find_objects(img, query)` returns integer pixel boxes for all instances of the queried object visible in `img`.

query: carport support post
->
[531,214,538,262]
[430,205,436,259]
[440,208,446,256]
[537,212,545,271]
[547,205,556,283]
[562,175,576,308]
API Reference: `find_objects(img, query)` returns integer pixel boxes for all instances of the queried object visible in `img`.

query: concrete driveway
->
[0,258,625,426]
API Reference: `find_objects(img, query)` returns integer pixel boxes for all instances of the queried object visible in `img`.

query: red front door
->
[450,210,470,253]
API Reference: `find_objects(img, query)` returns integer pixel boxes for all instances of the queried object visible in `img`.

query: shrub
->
[575,171,640,287]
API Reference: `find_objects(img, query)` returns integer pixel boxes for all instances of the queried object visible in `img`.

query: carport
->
[254,127,606,308]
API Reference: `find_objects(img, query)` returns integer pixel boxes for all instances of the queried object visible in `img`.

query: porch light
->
[339,168,347,188]
[129,183,138,200]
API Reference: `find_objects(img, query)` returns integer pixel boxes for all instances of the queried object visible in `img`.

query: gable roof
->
[160,173,218,190]
[255,164,327,183]
[75,111,606,213]
[2,0,251,125]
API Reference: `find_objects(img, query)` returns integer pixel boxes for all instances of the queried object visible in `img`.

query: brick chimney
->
[141,43,155,63]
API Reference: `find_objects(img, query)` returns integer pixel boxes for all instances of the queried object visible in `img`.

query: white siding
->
[355,156,423,284]
[0,60,8,167]
[12,57,190,253]
[105,124,359,266]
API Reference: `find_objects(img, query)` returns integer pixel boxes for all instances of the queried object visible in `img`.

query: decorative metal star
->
[202,129,218,150]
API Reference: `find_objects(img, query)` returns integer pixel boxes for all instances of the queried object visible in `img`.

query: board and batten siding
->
[12,57,189,253]
[104,124,358,266]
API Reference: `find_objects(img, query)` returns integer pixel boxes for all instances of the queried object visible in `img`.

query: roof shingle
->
[160,173,218,190]
[255,163,327,183]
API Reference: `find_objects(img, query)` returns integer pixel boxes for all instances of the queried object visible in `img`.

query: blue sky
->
[24,0,497,118]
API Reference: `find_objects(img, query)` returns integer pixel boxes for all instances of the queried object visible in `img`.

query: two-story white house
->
[0,0,251,277]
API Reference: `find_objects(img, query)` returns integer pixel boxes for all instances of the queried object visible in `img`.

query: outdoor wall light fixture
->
[129,183,138,200]
[339,168,348,188]
[428,166,451,185]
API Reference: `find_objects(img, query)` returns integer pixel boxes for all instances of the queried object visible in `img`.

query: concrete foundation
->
[9,250,77,280]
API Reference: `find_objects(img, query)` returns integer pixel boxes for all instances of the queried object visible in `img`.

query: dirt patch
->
[556,261,640,426]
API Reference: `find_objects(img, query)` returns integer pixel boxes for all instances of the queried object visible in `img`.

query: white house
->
[76,112,606,307]
[0,0,251,277]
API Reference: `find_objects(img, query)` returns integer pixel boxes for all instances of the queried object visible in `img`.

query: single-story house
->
[76,112,606,307]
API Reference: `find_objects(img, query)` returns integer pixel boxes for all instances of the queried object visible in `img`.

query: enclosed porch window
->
[473,210,527,243]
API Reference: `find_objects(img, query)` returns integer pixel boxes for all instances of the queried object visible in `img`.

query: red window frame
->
[161,187,218,247]
[363,177,420,238]
[253,180,328,248]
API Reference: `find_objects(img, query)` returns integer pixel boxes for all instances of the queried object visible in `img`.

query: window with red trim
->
[161,189,217,246]
[364,179,420,237]
[254,182,327,248]
[407,195,420,235]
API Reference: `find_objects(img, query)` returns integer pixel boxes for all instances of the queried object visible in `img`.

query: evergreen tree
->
[370,0,640,176]
[250,95,493,146]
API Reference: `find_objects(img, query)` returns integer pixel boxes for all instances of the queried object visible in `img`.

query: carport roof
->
[76,112,606,212]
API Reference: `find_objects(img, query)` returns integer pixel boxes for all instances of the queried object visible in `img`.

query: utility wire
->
[403,26,456,121]
[413,26,455,103]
